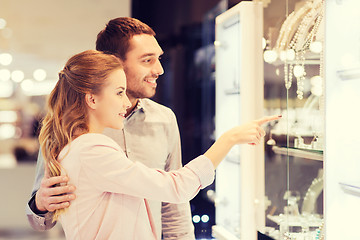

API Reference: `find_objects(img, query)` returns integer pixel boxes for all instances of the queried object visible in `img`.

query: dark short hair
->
[96,17,156,60]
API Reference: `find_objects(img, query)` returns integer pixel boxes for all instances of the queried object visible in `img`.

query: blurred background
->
[0,0,296,239]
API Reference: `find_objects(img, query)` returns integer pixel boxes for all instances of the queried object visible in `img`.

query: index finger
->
[255,115,282,125]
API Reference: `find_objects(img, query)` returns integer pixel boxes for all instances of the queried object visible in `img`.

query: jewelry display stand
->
[214,0,360,239]
[213,2,264,240]
[263,1,325,239]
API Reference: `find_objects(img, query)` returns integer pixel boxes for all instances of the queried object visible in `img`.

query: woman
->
[39,50,280,239]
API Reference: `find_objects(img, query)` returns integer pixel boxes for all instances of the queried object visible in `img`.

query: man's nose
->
[153,58,164,76]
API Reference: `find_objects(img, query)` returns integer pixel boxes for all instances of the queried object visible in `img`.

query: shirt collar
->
[135,99,145,112]
[126,98,146,119]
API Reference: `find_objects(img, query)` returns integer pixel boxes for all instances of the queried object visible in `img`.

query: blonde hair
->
[39,50,122,220]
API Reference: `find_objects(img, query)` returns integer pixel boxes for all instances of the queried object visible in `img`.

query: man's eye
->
[117,91,124,95]
[144,59,151,63]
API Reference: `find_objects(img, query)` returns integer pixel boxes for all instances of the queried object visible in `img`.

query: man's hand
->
[35,167,76,212]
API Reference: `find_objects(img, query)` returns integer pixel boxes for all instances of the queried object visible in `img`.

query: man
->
[26,17,195,239]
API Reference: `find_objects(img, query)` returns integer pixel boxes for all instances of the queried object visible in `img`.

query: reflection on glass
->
[264,0,325,239]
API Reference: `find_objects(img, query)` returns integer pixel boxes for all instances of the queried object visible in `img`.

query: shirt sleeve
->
[162,110,195,240]
[25,148,57,231]
[79,138,215,204]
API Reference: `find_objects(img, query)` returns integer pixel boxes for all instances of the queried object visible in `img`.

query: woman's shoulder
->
[73,133,121,150]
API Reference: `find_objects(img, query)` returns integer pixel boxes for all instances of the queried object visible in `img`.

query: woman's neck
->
[72,128,89,140]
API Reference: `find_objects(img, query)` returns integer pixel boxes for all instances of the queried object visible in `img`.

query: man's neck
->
[126,98,139,117]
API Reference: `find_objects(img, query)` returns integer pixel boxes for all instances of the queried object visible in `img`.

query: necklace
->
[282,0,324,98]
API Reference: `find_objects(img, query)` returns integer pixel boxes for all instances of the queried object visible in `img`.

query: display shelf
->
[270,59,321,66]
[267,214,323,227]
[339,182,360,197]
[272,146,323,161]
[224,88,240,95]
[336,67,360,81]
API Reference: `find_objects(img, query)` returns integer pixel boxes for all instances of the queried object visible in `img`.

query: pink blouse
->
[58,133,214,240]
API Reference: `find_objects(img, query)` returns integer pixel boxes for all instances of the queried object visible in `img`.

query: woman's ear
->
[85,93,97,110]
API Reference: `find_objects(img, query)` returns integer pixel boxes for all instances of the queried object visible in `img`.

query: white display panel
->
[214,11,242,238]
[213,2,264,240]
[325,0,360,239]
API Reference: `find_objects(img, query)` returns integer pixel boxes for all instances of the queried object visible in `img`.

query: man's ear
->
[85,93,97,110]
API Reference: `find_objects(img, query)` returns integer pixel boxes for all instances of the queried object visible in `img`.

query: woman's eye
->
[117,91,123,96]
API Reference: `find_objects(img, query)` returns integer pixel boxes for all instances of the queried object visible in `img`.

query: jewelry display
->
[267,0,325,151]
[263,2,325,239]
[268,0,325,99]
[267,186,323,239]
[302,170,323,214]
[266,132,276,146]
[315,221,324,240]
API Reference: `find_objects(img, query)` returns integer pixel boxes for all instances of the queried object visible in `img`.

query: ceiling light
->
[1,27,13,39]
[20,79,34,92]
[21,80,57,96]
[0,53,13,66]
[0,111,17,123]
[33,68,47,81]
[0,69,11,81]
[0,18,6,29]
[0,124,16,139]
[0,81,14,97]
[11,70,25,82]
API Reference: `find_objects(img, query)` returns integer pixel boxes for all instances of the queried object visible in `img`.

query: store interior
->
[1,0,359,239]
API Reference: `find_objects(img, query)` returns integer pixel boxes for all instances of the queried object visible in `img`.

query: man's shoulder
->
[139,99,177,124]
[141,99,175,116]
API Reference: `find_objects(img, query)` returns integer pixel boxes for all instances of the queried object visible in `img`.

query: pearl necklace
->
[282,0,324,99]
[275,1,313,51]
